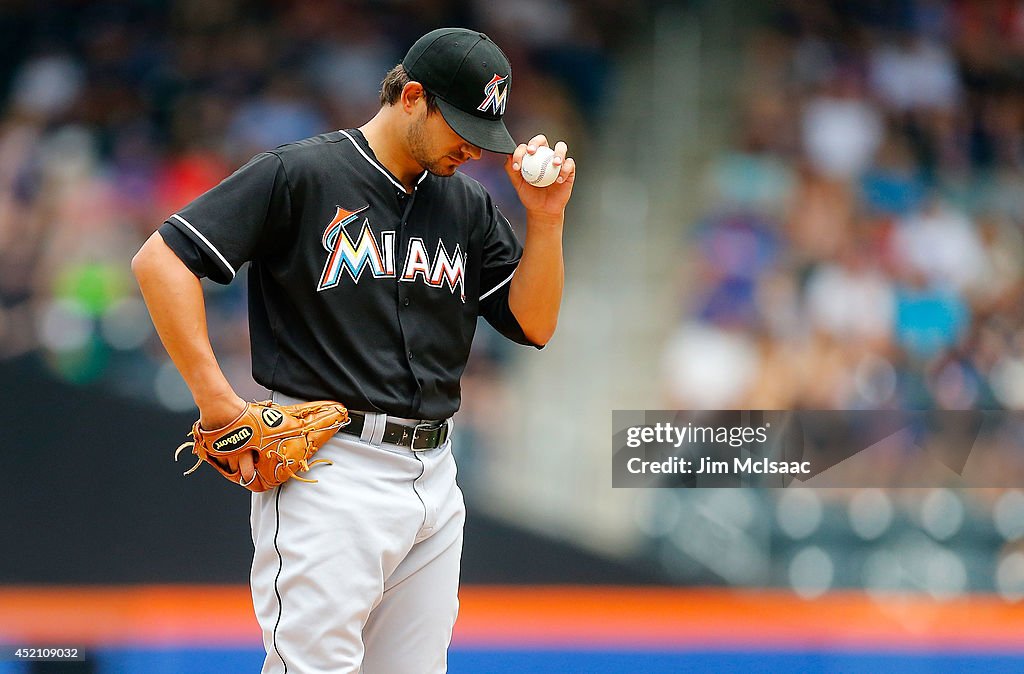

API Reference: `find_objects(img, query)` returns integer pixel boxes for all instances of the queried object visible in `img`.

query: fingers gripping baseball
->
[506,134,576,215]
[511,134,548,172]
[512,137,573,180]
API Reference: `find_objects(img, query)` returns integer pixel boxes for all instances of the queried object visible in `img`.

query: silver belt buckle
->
[411,421,444,450]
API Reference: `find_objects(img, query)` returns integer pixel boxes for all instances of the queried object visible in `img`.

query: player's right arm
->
[133,152,287,481]
[131,231,254,478]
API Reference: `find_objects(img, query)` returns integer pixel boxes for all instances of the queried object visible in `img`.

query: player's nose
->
[462,144,482,161]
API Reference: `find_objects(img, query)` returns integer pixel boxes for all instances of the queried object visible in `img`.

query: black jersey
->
[159,129,536,420]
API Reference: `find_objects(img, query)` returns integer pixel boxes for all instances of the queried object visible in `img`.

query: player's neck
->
[359,113,420,192]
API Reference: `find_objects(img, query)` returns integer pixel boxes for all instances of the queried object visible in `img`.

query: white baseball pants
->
[250,393,465,674]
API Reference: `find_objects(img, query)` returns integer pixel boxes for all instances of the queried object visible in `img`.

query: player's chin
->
[426,161,459,178]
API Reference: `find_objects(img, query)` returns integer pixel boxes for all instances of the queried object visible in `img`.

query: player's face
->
[407,106,482,177]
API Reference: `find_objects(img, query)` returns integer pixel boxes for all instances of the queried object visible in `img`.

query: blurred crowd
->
[665,0,1024,413]
[0,0,625,435]
[653,0,1024,597]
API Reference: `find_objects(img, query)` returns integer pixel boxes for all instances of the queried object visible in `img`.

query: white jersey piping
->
[338,130,428,193]
[169,213,236,280]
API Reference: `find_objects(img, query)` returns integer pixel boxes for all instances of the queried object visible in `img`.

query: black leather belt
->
[340,411,450,450]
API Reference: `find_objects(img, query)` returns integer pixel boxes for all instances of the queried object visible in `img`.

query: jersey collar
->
[340,128,429,193]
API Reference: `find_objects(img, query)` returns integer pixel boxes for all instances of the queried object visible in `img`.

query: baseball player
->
[132,28,574,673]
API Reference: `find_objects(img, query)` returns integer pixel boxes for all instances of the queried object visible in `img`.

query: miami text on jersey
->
[318,206,466,301]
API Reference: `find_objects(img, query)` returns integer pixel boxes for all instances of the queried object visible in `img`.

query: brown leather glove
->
[175,400,349,492]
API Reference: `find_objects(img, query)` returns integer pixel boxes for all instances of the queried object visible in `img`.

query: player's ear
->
[400,82,427,114]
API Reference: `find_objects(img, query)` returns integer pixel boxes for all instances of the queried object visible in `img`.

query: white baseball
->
[520,146,558,188]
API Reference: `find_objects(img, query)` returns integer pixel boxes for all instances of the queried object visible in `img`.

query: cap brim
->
[435,98,517,154]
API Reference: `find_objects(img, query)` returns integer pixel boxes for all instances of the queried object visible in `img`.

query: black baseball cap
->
[402,28,516,154]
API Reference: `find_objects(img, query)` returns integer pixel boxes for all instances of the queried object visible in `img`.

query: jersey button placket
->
[397,184,421,396]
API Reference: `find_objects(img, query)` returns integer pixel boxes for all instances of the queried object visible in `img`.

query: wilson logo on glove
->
[175,400,349,492]
[214,427,253,452]
[262,408,285,427]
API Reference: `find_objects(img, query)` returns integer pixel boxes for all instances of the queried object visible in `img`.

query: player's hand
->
[221,448,256,486]
[199,395,256,485]
[505,134,576,220]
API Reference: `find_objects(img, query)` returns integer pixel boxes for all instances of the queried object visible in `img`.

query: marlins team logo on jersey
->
[318,205,466,301]
[477,74,509,116]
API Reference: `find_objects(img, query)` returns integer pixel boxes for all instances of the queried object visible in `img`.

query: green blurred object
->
[54,262,131,317]
[44,334,110,384]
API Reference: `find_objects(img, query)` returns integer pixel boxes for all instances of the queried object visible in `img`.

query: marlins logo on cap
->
[477,74,509,116]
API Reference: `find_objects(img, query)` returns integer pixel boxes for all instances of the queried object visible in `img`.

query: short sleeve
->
[477,198,541,348]
[159,152,290,284]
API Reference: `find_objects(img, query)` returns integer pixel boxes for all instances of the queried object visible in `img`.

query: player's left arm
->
[502,134,576,346]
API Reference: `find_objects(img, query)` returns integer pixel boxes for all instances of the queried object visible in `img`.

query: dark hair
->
[379,63,438,112]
